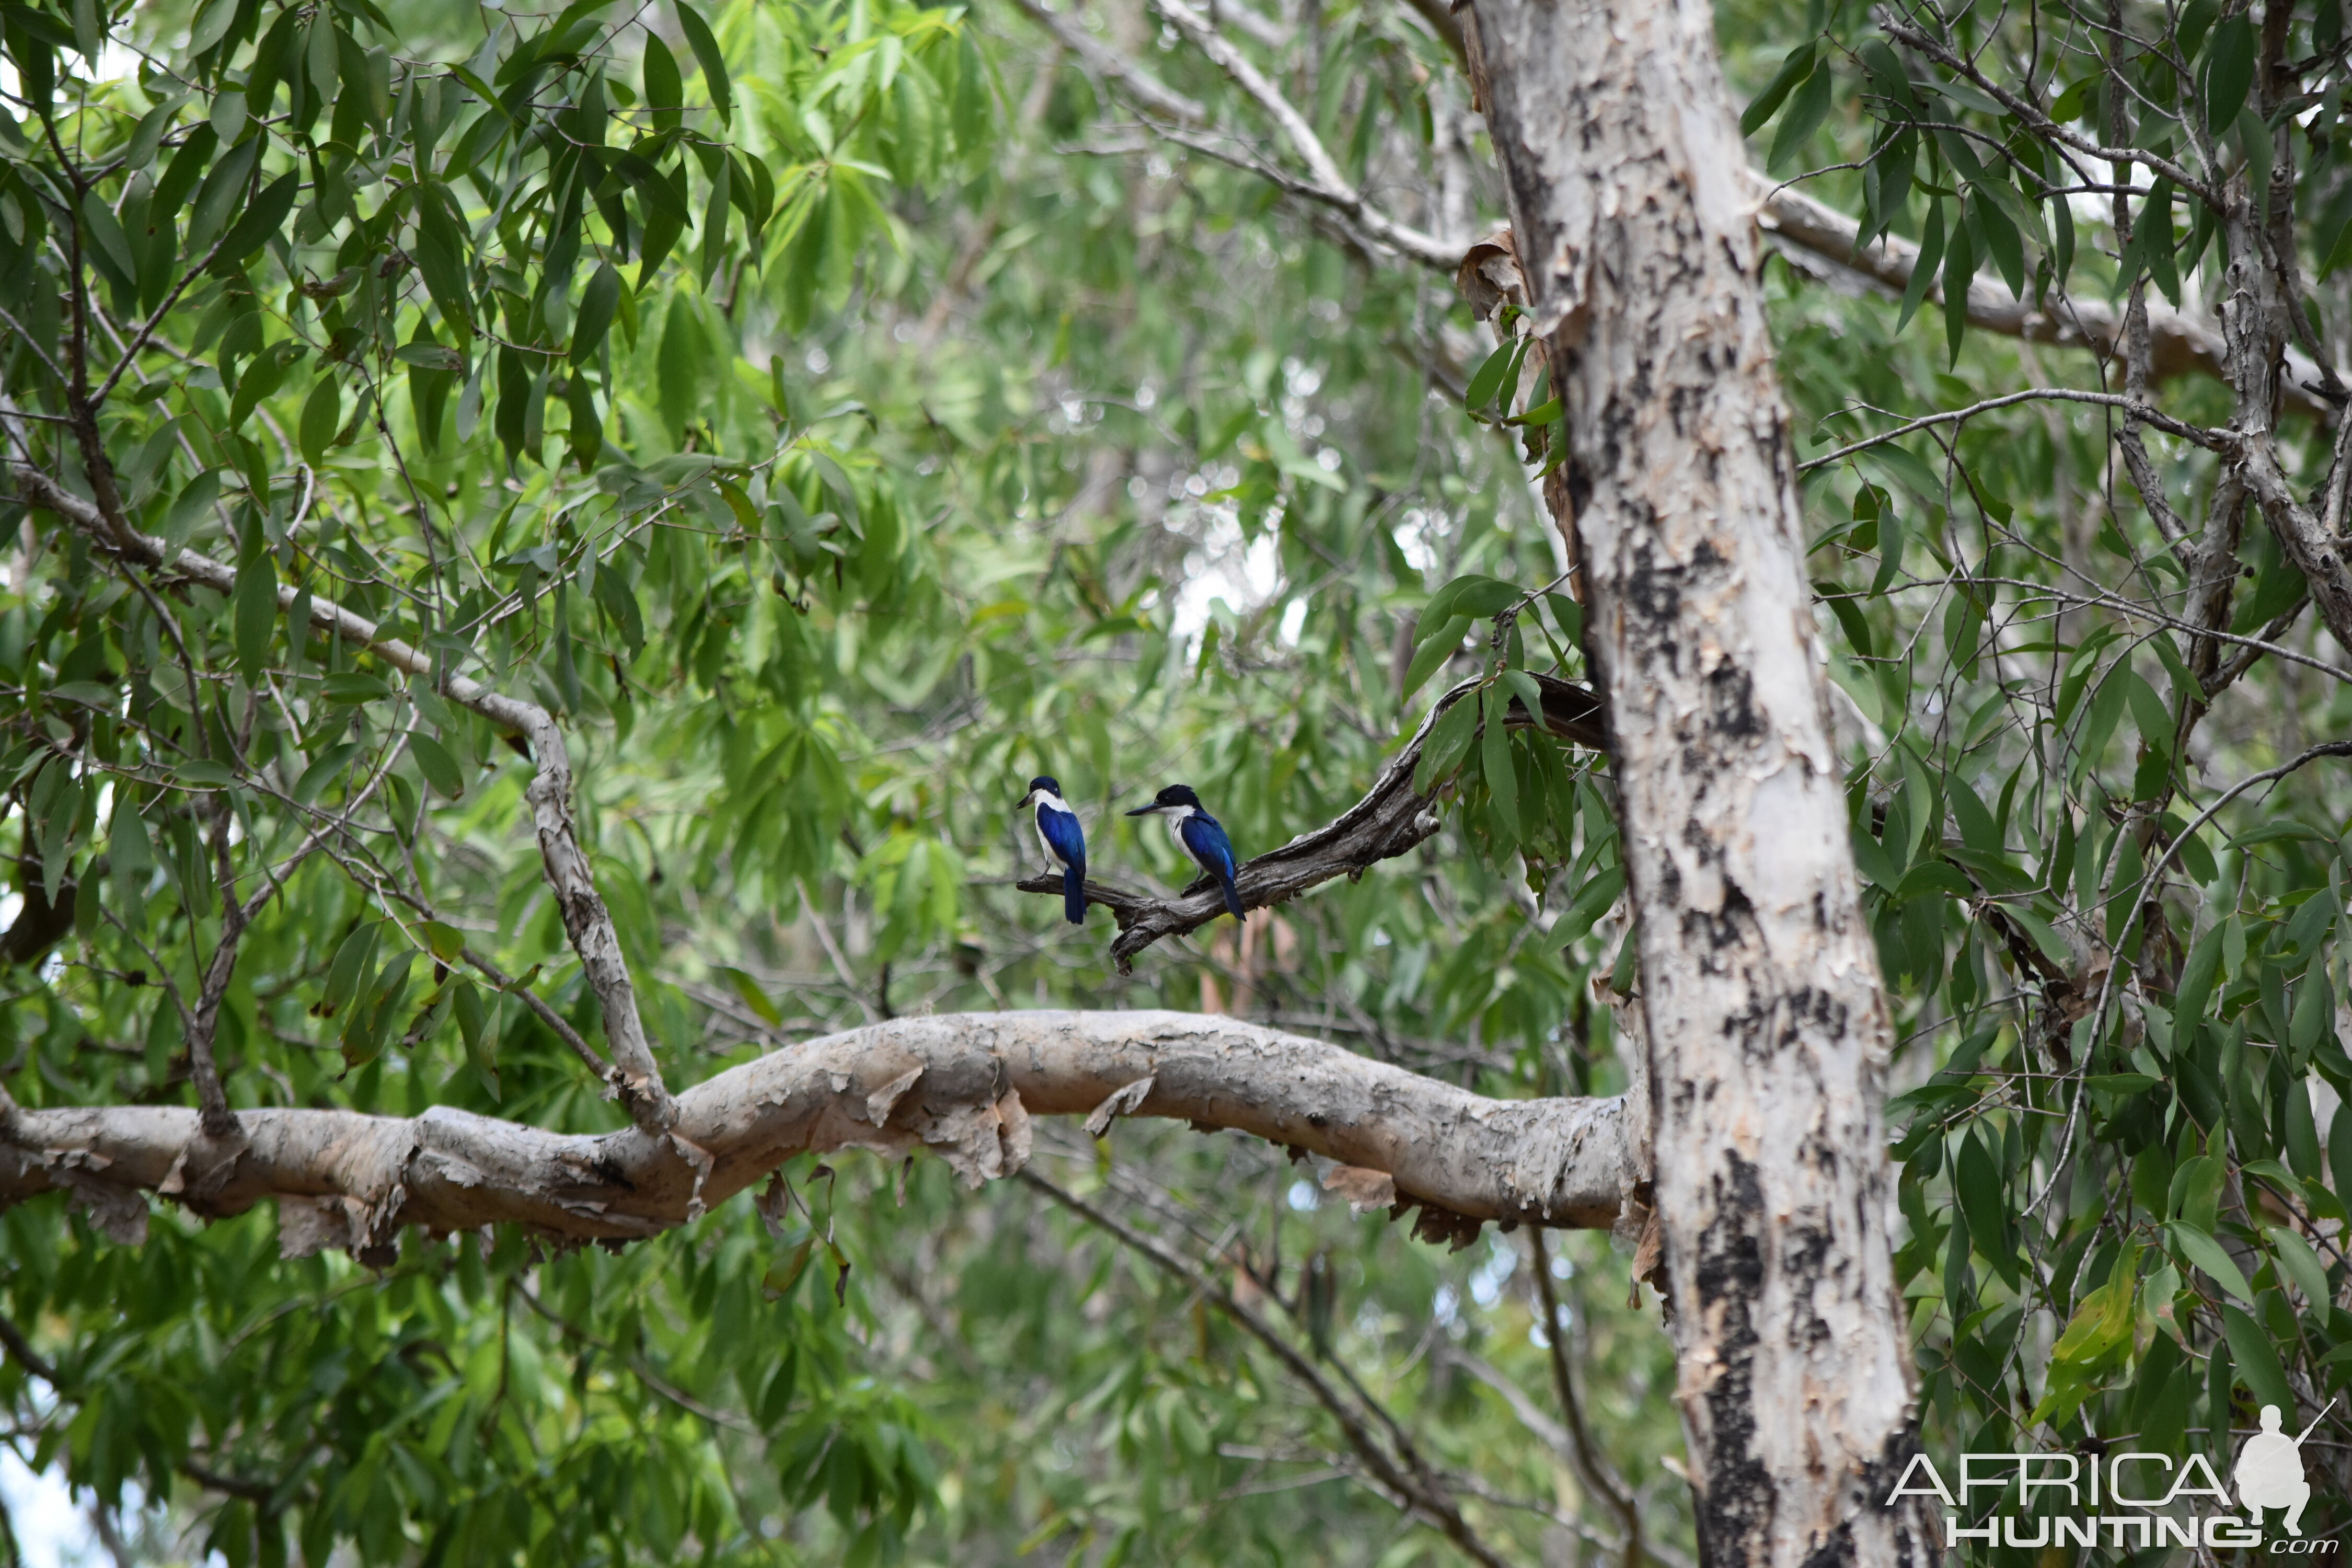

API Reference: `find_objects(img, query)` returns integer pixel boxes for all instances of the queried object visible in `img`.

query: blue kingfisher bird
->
[1126,783,1243,920]
[1018,777,1088,925]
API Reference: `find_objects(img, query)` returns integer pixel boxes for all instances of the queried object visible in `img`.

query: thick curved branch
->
[1756,178,2343,419]
[1024,673,1605,970]
[8,465,678,1136]
[0,1010,1633,1253]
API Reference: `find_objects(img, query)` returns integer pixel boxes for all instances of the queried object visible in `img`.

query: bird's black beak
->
[1124,804,1156,816]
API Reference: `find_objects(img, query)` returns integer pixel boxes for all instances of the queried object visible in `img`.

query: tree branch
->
[1797,387,2226,473]
[1137,0,1463,264]
[0,1010,1633,1252]
[1006,0,1208,123]
[1021,673,1605,970]
[6,465,679,1137]
[1010,0,2346,425]
[1756,177,2344,419]
[2236,439,2352,656]
[1873,14,2214,199]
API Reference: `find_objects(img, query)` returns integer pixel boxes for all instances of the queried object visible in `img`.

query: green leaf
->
[697,146,731,285]
[233,547,278,683]
[1544,593,1582,647]
[2167,1219,2253,1302]
[228,341,302,432]
[1480,685,1518,837]
[413,185,474,333]
[2206,15,2255,131]
[211,170,299,265]
[722,965,782,1025]
[1463,338,1519,414]
[2266,1226,2332,1311]
[1954,1131,2017,1286]
[322,671,393,703]
[1853,444,1943,515]
[1768,56,1833,170]
[46,681,119,712]
[1741,42,1818,136]
[422,919,466,962]
[297,373,341,466]
[342,950,416,1068]
[394,342,467,372]
[1896,199,1944,332]
[317,922,379,1019]
[1423,575,1519,624]
[209,86,246,145]
[2293,965,2335,1056]
[763,1238,816,1300]
[1969,191,2024,297]
[1400,616,1470,700]
[1856,40,1921,119]
[294,742,359,805]
[571,260,620,366]
[160,472,217,552]
[673,0,731,124]
[1553,864,1624,947]
[409,732,465,799]
[1413,695,1480,793]
[1890,859,1971,903]
[2083,1073,2162,1095]
[79,189,139,287]
[1940,217,1975,366]
[454,978,496,1098]
[643,33,684,133]
[2222,1302,2297,1414]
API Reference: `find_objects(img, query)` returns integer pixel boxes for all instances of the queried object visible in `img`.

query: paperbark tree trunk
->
[1456,3,1933,1564]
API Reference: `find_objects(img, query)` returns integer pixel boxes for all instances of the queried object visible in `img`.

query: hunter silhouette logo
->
[2238,1402,2330,1537]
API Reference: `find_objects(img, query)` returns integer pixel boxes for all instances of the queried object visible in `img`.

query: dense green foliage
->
[0,0,1680,1560]
[1735,0,2352,1542]
[18,0,2351,1554]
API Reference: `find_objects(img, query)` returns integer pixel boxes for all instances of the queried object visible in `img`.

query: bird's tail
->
[1064,861,1087,926]
[1219,872,1244,922]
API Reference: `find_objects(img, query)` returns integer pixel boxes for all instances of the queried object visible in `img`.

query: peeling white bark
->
[1458,3,1929,1565]
[0,1011,1633,1252]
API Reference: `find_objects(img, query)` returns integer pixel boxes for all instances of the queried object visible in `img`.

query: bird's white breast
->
[1163,805,1194,843]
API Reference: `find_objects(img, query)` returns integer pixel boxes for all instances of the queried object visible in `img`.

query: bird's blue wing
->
[1182,814,1245,919]
[1036,804,1087,868]
[1178,813,1235,879]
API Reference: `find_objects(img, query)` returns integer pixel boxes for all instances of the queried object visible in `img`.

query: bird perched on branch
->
[1127,783,1243,920]
[1018,777,1088,925]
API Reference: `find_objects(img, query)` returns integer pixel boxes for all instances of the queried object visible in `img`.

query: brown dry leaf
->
[1321,1164,1398,1214]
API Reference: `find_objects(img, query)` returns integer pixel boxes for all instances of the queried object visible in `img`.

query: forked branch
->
[1020,673,1606,970]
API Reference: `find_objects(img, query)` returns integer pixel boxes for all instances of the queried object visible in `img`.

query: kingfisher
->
[1126,783,1244,921]
[1018,776,1088,925]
